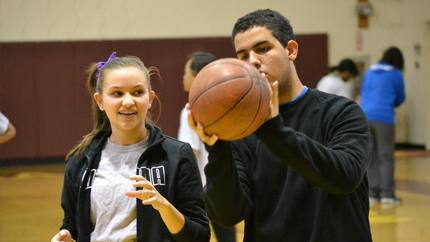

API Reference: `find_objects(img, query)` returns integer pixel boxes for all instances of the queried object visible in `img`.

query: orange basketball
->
[188,58,271,141]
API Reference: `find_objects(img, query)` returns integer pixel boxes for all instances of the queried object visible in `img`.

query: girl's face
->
[94,67,155,137]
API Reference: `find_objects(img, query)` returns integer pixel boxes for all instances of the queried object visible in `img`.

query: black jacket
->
[204,89,373,242]
[60,125,210,242]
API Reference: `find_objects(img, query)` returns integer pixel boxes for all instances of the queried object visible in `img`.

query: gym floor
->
[1,150,429,242]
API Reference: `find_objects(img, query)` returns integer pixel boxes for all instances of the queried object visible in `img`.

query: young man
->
[187,9,372,242]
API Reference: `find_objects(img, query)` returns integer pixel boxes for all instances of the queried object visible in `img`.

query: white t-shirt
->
[0,112,10,135]
[178,106,208,186]
[316,73,351,99]
[90,137,149,242]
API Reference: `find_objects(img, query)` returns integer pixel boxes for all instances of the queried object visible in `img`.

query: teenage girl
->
[51,53,210,242]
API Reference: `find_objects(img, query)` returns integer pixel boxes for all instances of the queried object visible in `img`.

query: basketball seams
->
[190,75,257,110]
[230,75,265,140]
[204,77,255,129]
[191,61,261,110]
[228,66,266,140]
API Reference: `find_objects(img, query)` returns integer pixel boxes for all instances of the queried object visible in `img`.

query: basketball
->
[188,58,271,141]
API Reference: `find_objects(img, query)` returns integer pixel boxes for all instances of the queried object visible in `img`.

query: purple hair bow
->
[95,52,118,79]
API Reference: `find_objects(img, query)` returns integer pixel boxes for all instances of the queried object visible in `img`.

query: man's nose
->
[248,52,261,69]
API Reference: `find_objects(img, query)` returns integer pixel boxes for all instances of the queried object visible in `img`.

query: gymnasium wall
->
[0,35,328,160]
[1,0,430,150]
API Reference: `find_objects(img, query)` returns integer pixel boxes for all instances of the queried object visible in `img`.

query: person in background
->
[51,53,210,242]
[316,58,359,99]
[360,46,406,205]
[187,9,372,242]
[178,52,237,242]
[0,111,16,144]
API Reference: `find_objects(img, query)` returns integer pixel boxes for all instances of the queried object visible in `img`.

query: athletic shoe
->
[380,197,402,205]
[369,197,379,204]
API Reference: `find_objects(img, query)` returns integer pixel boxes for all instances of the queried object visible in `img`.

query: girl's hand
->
[125,175,170,211]
[126,175,186,234]
[51,229,73,242]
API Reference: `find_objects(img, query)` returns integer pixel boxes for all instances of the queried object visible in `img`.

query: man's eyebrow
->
[236,40,269,55]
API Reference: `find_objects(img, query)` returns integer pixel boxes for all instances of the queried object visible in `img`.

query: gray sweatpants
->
[367,121,396,198]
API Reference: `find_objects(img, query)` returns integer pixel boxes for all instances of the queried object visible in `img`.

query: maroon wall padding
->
[0,35,327,160]
[295,34,329,88]
[0,43,39,159]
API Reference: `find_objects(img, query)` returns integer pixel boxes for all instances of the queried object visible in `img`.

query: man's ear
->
[286,40,299,61]
[94,93,104,111]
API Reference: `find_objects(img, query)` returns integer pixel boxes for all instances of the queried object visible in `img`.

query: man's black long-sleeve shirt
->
[204,89,372,242]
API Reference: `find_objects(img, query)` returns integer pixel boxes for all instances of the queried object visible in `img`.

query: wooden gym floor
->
[1,150,429,242]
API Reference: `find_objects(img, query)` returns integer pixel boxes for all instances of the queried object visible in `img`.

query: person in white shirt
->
[178,52,237,242]
[0,111,16,144]
[316,58,359,99]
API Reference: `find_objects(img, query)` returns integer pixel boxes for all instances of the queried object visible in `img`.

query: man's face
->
[234,26,292,87]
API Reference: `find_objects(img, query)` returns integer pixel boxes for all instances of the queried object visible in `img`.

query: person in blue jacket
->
[360,46,406,204]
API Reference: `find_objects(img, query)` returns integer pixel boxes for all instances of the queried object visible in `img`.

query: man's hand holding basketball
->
[261,73,279,121]
[186,103,219,146]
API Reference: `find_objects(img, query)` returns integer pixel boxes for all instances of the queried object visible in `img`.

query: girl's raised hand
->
[51,229,73,242]
[125,175,170,211]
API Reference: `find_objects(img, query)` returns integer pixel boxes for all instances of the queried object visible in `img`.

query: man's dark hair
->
[190,52,216,74]
[232,9,295,48]
[329,59,359,77]
[381,47,404,71]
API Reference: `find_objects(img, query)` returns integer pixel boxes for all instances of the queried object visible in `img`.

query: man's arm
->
[255,101,370,194]
[204,140,254,226]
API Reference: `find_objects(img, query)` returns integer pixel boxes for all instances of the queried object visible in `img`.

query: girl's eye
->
[112,91,122,97]
[134,90,144,96]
